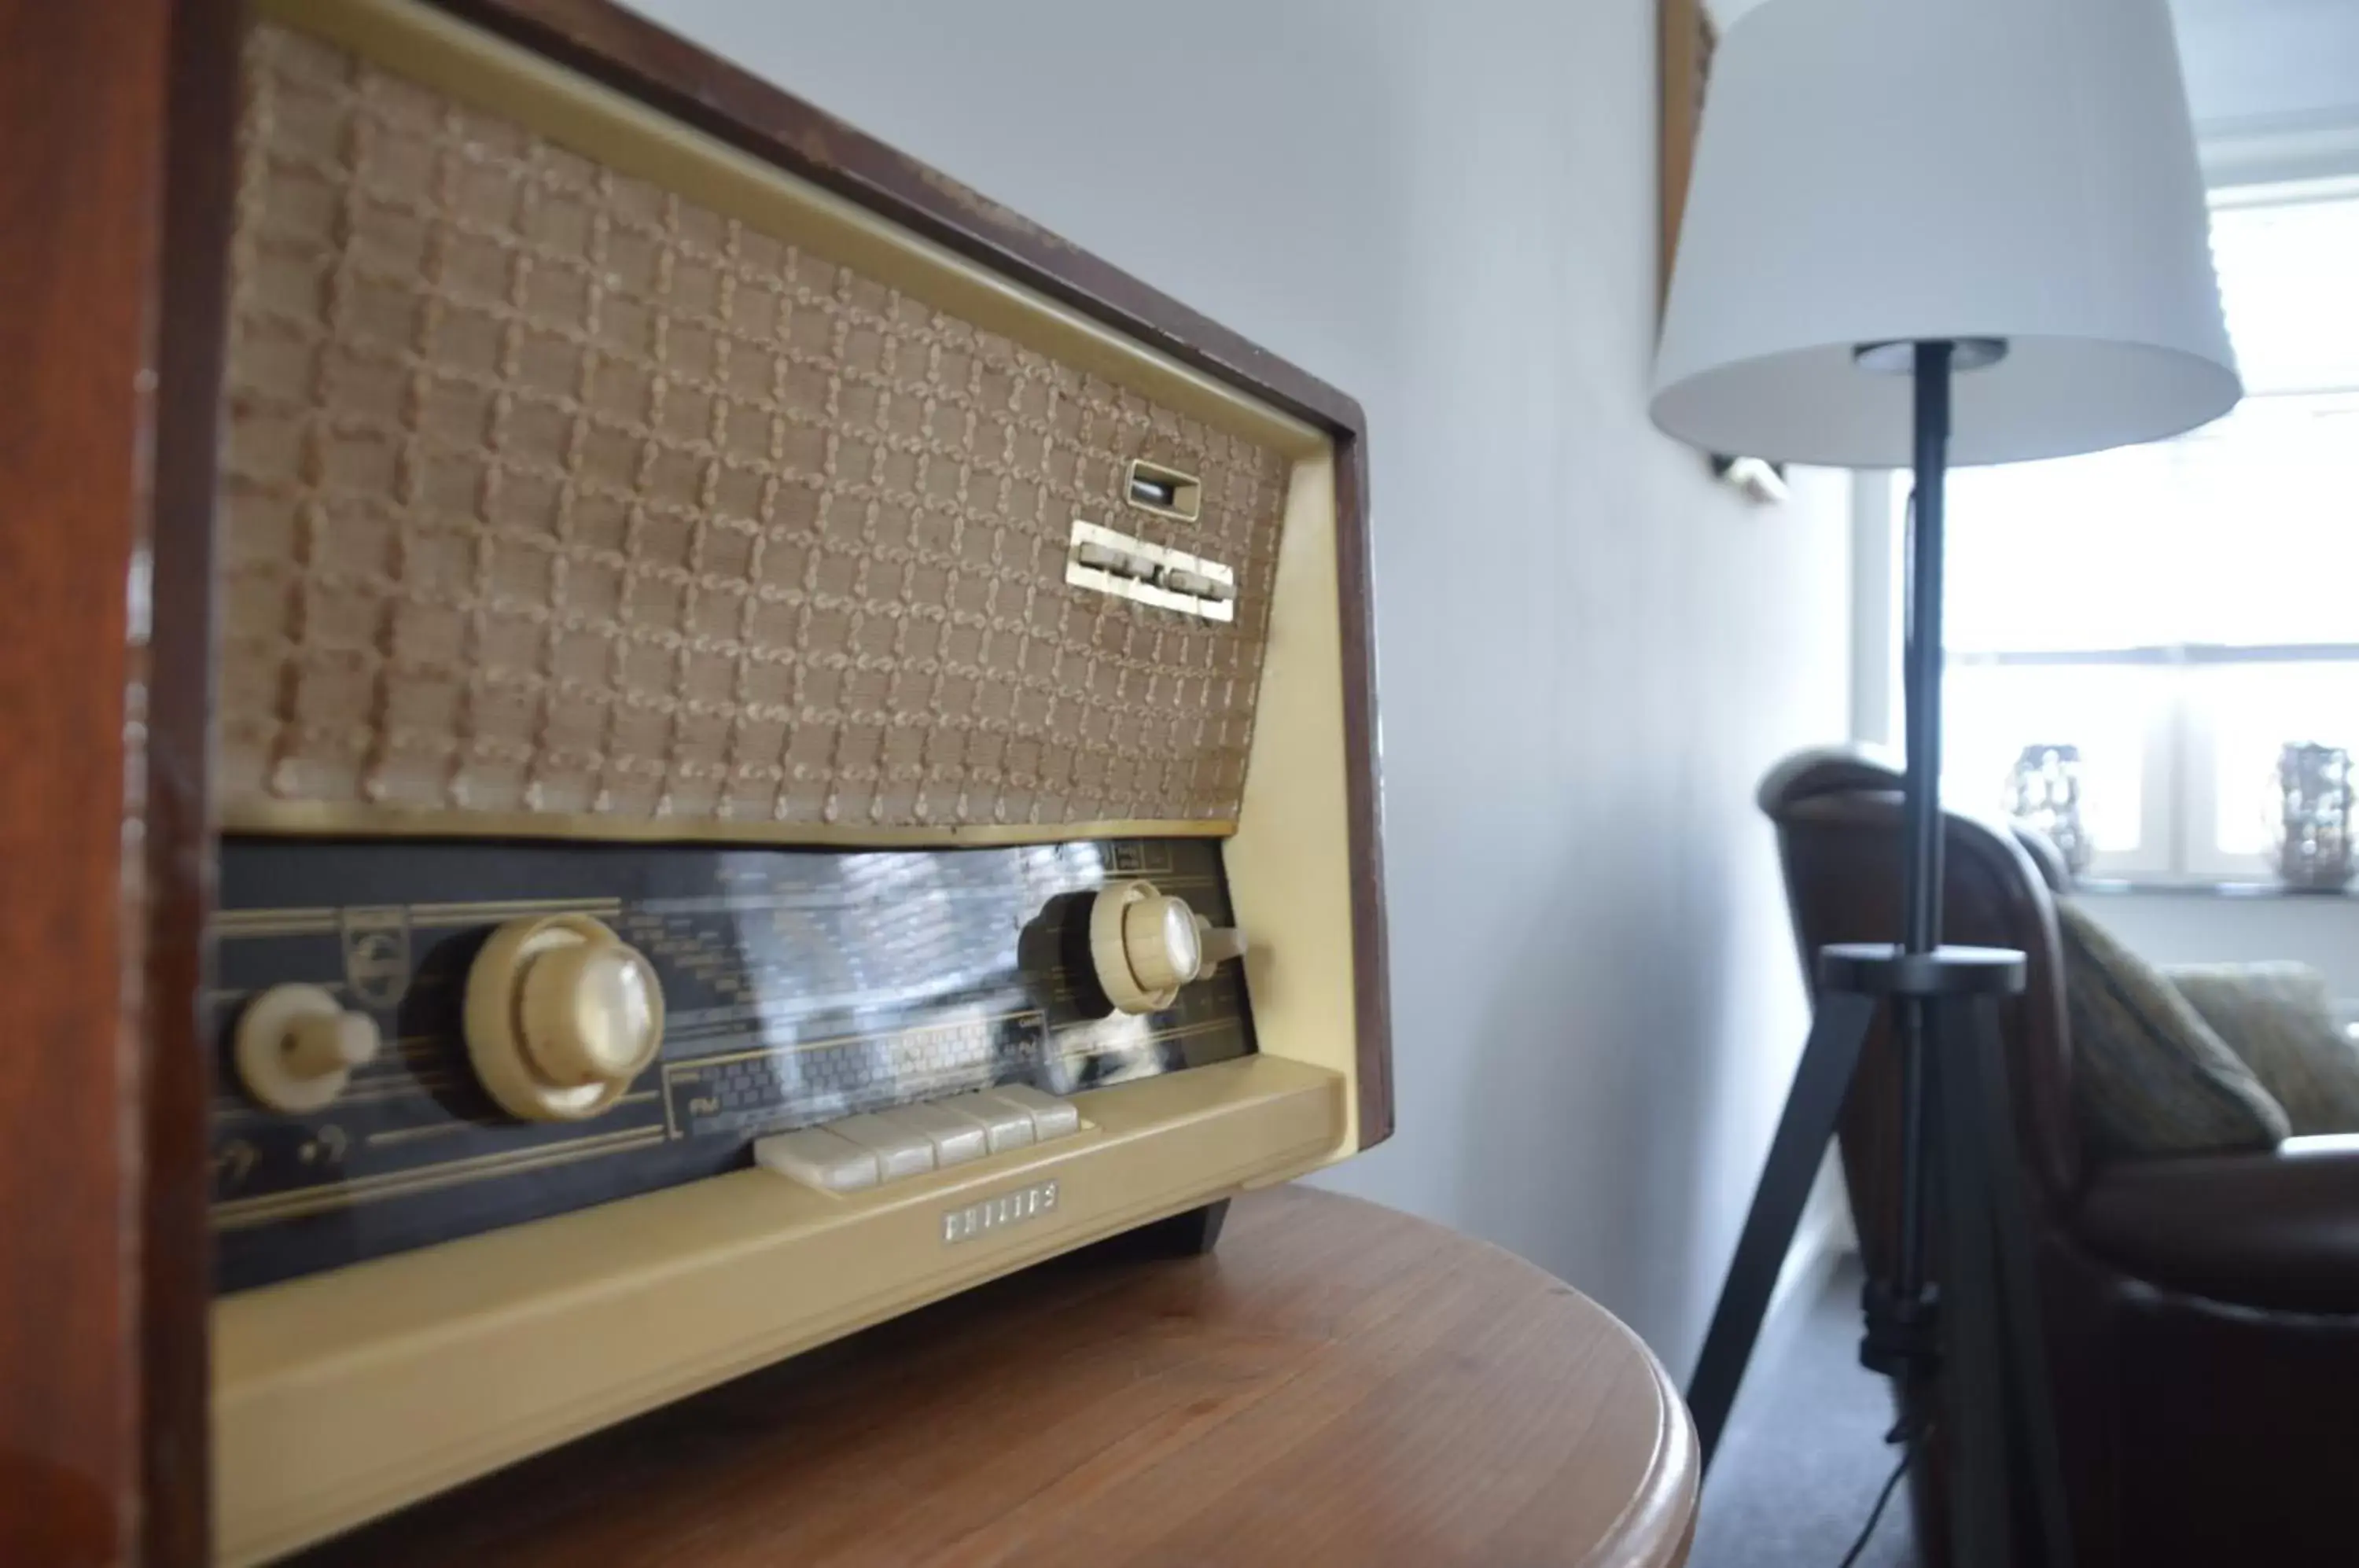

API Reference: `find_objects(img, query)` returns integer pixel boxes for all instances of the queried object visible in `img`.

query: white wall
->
[2173,0,2359,131]
[624,0,1853,1370]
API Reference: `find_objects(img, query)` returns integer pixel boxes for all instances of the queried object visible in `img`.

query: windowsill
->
[2075,878,2355,900]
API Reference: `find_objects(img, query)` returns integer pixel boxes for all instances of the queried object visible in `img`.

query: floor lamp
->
[1651,0,2241,1562]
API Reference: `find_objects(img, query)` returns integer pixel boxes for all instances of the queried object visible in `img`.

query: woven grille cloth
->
[219,22,1291,832]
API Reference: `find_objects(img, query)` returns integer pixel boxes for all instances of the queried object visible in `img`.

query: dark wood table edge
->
[1590,1327,1702,1568]
[288,1187,1703,1568]
[1312,1193,1700,1568]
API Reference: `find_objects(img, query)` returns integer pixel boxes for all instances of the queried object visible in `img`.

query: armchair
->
[1761,746,2359,1568]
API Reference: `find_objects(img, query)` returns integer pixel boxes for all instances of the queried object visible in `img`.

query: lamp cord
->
[1900,486,1919,718]
[1836,1443,1913,1568]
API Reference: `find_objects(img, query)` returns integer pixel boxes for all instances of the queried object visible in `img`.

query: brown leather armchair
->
[1761,746,2359,1568]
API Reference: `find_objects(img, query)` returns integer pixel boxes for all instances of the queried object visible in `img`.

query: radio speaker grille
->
[219,23,1292,836]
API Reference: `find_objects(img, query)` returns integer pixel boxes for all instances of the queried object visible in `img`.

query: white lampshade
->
[1652,0,2241,469]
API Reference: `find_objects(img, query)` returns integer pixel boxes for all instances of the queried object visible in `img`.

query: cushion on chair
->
[2058,900,2290,1160]
[2166,962,2359,1136]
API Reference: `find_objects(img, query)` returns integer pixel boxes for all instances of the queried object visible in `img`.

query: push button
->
[753,1124,880,1193]
[973,1084,1083,1141]
[755,1088,1084,1195]
[826,1111,937,1181]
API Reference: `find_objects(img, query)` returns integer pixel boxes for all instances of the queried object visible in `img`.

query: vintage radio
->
[0,0,1384,1563]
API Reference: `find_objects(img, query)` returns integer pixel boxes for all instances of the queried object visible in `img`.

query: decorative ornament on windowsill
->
[2005,743,2092,877]
[2273,742,2356,892]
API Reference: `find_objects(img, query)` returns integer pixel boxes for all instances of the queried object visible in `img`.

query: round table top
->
[307,1187,1698,1567]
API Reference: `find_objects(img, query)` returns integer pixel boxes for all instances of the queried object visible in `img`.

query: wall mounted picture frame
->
[1660,0,1789,504]
[1659,0,1717,313]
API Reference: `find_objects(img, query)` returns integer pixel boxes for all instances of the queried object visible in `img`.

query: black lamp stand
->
[1684,341,2076,1568]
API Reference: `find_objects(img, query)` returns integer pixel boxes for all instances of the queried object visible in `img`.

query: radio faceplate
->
[210,835,1252,1291]
[0,0,1386,1548]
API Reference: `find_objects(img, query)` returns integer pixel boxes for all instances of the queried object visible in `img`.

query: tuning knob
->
[1087,881,1247,1014]
[236,984,381,1113]
[466,914,664,1122]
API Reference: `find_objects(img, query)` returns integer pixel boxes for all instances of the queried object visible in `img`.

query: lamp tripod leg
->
[1687,987,1879,1468]
[1937,992,2077,1567]
[1929,996,2012,1567]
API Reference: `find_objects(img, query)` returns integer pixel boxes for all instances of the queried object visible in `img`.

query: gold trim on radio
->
[212,1122,668,1229]
[221,800,1236,847]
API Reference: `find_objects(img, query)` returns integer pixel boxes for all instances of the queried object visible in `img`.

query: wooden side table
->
[302,1188,1698,1566]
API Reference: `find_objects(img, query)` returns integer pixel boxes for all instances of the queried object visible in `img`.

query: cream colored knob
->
[520,942,662,1088]
[466,915,664,1122]
[1089,880,1210,1015]
[236,985,381,1113]
[1193,918,1248,981]
[1124,892,1202,992]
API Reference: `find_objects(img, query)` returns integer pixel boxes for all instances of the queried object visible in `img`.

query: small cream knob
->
[466,915,664,1122]
[236,985,381,1113]
[1088,880,1246,1015]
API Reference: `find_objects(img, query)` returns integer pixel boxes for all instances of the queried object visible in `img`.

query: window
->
[1935,182,2359,882]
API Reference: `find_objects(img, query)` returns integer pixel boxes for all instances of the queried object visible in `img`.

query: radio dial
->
[466,915,664,1122]
[1087,880,1247,1015]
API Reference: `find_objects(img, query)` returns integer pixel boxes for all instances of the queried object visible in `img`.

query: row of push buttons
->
[753,1084,1082,1194]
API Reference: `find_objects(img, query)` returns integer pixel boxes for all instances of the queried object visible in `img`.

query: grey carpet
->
[1687,1255,1917,1568]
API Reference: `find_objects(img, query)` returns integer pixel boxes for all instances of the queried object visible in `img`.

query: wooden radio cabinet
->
[0,0,1385,1562]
